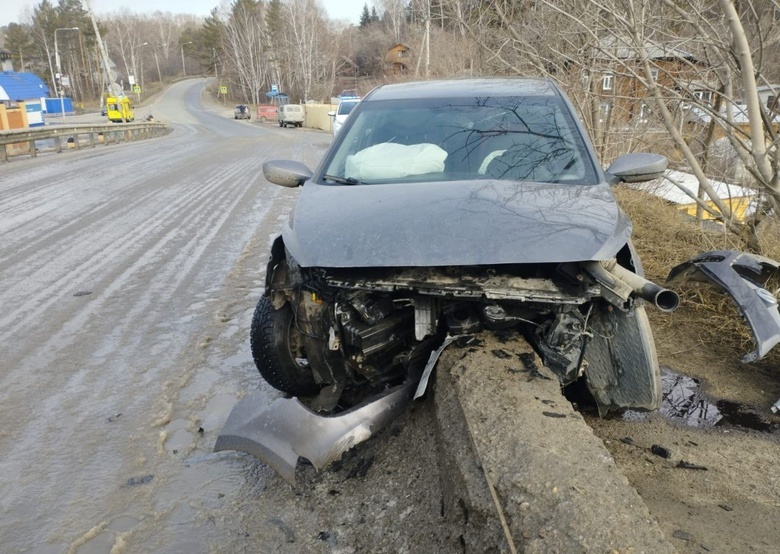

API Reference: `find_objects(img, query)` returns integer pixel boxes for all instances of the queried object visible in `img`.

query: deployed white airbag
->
[345,142,447,180]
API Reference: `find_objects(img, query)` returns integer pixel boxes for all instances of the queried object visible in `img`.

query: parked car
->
[277,104,304,128]
[254,78,677,422]
[256,104,278,123]
[234,104,251,120]
[328,97,360,136]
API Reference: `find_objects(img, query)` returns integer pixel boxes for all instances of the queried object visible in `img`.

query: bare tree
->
[278,0,336,102]
[221,0,273,104]
[434,0,780,249]
[379,0,406,42]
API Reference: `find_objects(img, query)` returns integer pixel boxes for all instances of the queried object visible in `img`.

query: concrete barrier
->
[432,333,676,553]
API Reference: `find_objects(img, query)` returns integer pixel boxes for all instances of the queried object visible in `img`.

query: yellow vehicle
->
[105,96,134,122]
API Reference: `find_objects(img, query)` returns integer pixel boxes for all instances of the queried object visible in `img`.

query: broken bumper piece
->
[214,380,417,484]
[667,250,780,362]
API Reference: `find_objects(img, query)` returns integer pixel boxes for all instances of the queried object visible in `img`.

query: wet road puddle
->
[626,368,778,433]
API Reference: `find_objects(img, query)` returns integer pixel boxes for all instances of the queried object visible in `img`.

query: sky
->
[0,0,365,28]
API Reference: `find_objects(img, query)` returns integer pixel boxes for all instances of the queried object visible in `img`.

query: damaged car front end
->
[215,78,679,481]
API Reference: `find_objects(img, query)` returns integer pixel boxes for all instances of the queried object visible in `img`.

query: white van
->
[278,104,304,128]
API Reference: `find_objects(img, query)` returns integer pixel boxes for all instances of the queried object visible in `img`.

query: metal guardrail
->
[0,121,171,163]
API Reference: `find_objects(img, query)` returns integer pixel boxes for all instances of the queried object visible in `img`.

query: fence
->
[303,104,337,132]
[0,122,171,163]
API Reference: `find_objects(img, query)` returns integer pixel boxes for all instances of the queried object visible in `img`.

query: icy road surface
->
[0,80,453,553]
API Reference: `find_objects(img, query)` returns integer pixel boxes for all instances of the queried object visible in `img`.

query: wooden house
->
[384,44,412,75]
[594,36,713,126]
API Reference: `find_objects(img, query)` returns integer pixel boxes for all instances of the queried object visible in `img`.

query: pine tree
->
[359,4,371,28]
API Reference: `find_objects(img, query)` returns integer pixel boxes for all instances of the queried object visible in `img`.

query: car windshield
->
[320,96,598,185]
[338,101,359,116]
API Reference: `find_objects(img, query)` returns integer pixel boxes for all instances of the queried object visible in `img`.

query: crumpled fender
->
[214,380,416,484]
[667,250,780,362]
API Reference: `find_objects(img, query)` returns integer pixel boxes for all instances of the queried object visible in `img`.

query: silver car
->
[328,97,360,136]
[213,78,680,481]
[254,78,675,415]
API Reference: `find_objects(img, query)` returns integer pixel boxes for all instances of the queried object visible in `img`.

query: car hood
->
[282,179,631,268]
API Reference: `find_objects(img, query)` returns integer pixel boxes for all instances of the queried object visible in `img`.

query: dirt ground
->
[581,188,780,553]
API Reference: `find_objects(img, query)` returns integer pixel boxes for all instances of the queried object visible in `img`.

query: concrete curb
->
[432,334,677,553]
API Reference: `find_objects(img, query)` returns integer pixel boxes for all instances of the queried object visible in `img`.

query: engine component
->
[342,308,414,357]
[348,291,394,325]
[537,311,587,379]
[413,297,439,340]
[444,305,482,334]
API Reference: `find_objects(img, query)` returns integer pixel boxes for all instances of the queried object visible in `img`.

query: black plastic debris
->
[542,411,566,419]
[491,349,511,359]
[518,352,552,381]
[718,504,734,512]
[672,530,695,542]
[198,427,204,434]
[126,474,154,486]
[317,531,331,541]
[650,444,671,458]
[107,413,122,422]
[620,437,635,445]
[676,460,708,470]
[659,368,776,433]
[73,291,92,297]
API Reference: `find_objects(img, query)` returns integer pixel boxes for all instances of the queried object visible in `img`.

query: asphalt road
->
[0,80,436,553]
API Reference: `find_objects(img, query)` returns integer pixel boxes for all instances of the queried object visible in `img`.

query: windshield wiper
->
[322,174,364,185]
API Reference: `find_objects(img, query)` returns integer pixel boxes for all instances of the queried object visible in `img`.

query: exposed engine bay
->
[254,248,679,414]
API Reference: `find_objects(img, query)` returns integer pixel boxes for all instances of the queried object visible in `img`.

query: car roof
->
[365,78,559,102]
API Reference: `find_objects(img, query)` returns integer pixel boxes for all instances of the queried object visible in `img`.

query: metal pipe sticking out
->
[582,259,680,312]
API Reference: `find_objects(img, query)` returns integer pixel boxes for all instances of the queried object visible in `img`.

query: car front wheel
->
[250,296,319,396]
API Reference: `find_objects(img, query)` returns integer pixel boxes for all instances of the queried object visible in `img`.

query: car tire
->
[250,296,319,396]
[260,116,267,123]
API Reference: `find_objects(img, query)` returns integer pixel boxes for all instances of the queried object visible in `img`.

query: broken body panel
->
[668,250,780,362]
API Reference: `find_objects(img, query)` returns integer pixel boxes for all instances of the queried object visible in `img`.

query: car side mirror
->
[327,111,336,117]
[605,153,668,184]
[263,160,313,188]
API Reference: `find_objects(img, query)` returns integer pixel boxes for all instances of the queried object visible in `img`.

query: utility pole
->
[213,48,219,99]
[84,0,112,97]
[154,48,162,84]
[181,41,192,76]
[131,42,147,106]
[54,27,79,123]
